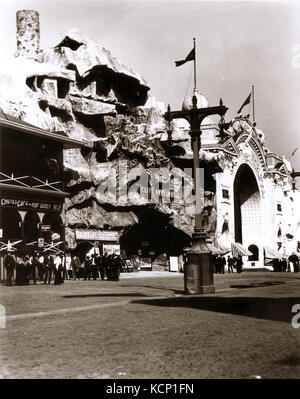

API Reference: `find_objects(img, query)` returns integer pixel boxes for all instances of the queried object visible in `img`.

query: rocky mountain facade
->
[1,13,206,255]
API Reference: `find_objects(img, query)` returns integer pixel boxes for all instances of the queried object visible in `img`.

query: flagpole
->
[252,85,255,123]
[193,38,196,91]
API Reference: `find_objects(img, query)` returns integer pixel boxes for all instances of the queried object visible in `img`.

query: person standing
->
[43,253,51,284]
[236,256,243,273]
[215,256,221,274]
[71,254,79,280]
[96,254,105,280]
[113,254,121,282]
[272,258,279,272]
[23,255,31,285]
[84,255,92,280]
[65,253,72,279]
[38,253,45,281]
[281,258,287,272]
[53,253,62,285]
[4,251,16,286]
[79,257,85,279]
[221,256,226,274]
[15,255,25,285]
[289,253,300,273]
[29,252,38,284]
[59,255,64,284]
[91,254,99,280]
[228,256,234,273]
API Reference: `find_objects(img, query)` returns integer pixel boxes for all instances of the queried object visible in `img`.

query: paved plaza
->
[1,271,300,379]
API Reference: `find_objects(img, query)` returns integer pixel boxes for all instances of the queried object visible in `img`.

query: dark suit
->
[4,254,15,286]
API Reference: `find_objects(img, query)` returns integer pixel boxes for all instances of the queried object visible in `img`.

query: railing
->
[0,172,63,192]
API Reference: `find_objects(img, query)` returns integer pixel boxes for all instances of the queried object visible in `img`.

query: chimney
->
[15,10,40,60]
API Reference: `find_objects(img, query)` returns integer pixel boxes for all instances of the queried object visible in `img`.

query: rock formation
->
[0,10,227,256]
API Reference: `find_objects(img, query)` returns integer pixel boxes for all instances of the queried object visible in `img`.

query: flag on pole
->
[175,48,195,67]
[237,92,251,114]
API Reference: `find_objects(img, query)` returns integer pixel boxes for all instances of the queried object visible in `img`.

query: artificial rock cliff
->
[0,19,206,255]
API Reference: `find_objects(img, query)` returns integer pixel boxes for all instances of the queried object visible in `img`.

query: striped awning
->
[206,243,224,255]
[264,246,289,259]
[231,242,252,257]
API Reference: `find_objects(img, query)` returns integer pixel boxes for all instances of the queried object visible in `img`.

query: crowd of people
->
[3,251,123,286]
[213,255,244,274]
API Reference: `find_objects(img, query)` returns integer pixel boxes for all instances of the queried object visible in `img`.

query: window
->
[222,189,229,199]
[277,203,282,212]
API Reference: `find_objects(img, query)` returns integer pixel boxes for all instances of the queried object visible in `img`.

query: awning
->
[0,116,87,149]
[264,246,289,259]
[231,242,252,256]
[206,243,224,255]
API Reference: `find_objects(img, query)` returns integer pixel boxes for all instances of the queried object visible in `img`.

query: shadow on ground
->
[131,296,300,323]
[63,293,148,298]
[120,284,184,295]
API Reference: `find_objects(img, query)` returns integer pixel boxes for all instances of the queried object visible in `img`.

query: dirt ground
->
[1,271,300,379]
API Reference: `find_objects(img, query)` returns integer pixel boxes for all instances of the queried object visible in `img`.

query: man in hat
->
[43,252,52,284]
[289,252,299,273]
[4,250,16,286]
[29,251,38,284]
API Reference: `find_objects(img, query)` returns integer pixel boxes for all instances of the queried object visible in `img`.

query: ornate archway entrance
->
[234,164,262,246]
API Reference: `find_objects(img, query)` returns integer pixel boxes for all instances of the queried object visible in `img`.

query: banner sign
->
[75,229,119,242]
[0,197,62,212]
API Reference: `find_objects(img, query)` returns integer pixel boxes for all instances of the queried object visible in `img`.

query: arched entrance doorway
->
[42,213,63,235]
[234,164,262,245]
[24,210,40,243]
[120,209,191,258]
[0,208,22,240]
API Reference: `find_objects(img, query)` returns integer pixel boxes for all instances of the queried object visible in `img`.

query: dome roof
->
[182,89,208,111]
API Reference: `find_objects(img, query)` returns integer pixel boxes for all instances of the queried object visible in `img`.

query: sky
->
[1,0,300,175]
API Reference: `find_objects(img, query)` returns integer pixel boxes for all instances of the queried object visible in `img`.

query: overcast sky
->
[2,0,300,174]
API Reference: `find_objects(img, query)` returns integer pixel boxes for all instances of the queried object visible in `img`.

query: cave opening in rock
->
[120,208,191,258]
[112,74,148,108]
[74,111,106,137]
[57,78,70,99]
[57,36,83,51]
[49,106,73,123]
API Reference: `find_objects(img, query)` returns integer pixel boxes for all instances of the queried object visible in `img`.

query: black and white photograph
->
[0,0,300,383]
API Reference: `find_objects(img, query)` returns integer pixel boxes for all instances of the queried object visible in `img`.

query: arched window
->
[248,244,259,261]
[42,213,62,234]
[24,211,40,243]
[0,208,22,240]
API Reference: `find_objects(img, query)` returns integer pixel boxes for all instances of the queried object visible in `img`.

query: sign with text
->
[75,229,119,242]
[103,244,120,255]
[0,197,62,212]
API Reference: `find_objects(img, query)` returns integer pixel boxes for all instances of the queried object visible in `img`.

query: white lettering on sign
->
[75,229,119,242]
[0,197,62,211]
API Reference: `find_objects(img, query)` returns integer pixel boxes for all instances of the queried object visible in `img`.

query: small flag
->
[292,148,298,157]
[175,48,195,67]
[237,92,251,114]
